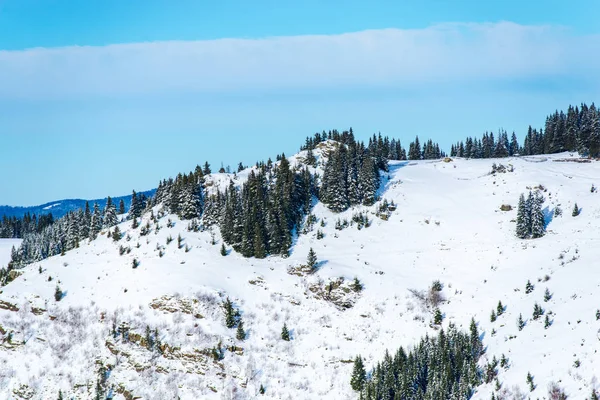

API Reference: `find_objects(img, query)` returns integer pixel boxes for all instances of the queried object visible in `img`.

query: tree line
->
[450,102,600,158]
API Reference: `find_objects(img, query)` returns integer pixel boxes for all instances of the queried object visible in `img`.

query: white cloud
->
[0,22,597,99]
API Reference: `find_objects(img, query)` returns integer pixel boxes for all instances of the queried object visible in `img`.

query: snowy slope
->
[0,152,599,399]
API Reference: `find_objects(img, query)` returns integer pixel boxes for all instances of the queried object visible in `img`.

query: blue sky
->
[1,0,599,206]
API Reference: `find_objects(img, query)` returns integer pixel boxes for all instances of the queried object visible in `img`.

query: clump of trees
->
[352,319,483,399]
[516,191,546,239]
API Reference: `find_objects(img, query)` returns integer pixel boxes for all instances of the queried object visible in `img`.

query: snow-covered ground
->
[0,152,599,399]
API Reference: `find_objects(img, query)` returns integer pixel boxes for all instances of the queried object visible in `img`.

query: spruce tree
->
[531,192,546,238]
[103,196,118,228]
[223,297,236,328]
[89,203,102,240]
[236,319,246,341]
[517,314,525,331]
[515,194,529,239]
[544,288,552,302]
[307,247,317,270]
[119,199,125,215]
[572,203,580,216]
[350,355,366,391]
[220,243,227,256]
[497,301,504,316]
[58,390,64,400]
[281,323,290,341]
[591,388,598,400]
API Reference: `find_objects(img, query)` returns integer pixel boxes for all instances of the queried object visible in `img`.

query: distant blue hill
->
[0,189,156,219]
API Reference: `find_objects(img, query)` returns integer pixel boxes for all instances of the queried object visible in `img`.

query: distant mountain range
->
[0,189,156,219]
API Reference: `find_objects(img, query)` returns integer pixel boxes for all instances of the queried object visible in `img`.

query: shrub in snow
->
[54,285,63,301]
[572,203,580,216]
[547,382,567,400]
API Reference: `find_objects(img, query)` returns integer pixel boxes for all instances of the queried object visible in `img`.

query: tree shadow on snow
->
[543,206,554,228]
[378,161,409,198]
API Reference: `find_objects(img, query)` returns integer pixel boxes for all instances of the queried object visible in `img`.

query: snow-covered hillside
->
[1,152,599,399]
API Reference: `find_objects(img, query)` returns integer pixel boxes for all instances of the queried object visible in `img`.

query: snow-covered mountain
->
[0,149,599,399]
[0,189,156,220]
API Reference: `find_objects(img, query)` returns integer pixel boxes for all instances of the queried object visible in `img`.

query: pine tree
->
[119,199,125,215]
[103,196,118,228]
[532,303,544,320]
[515,194,529,239]
[531,192,546,238]
[350,355,366,391]
[544,314,551,329]
[307,247,317,270]
[281,323,290,341]
[236,319,246,340]
[525,280,534,294]
[526,372,535,391]
[517,314,525,331]
[112,226,122,241]
[220,243,227,256]
[497,301,504,316]
[433,308,443,325]
[490,310,497,322]
[591,388,598,400]
[358,156,379,206]
[572,203,580,216]
[58,390,64,400]
[224,297,236,328]
[259,385,266,394]
[544,288,552,302]
[89,203,102,240]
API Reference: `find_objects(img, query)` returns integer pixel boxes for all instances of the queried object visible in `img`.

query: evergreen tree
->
[203,161,211,175]
[496,301,504,316]
[515,193,529,239]
[89,203,102,240]
[572,203,580,216]
[517,313,525,331]
[112,226,122,242]
[350,355,366,391]
[54,285,63,301]
[526,372,535,391]
[118,199,126,215]
[532,303,544,320]
[220,243,227,256]
[358,156,379,206]
[281,323,290,341]
[531,192,546,238]
[223,297,236,329]
[307,247,317,270]
[236,319,246,340]
[103,196,118,228]
[58,390,64,400]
